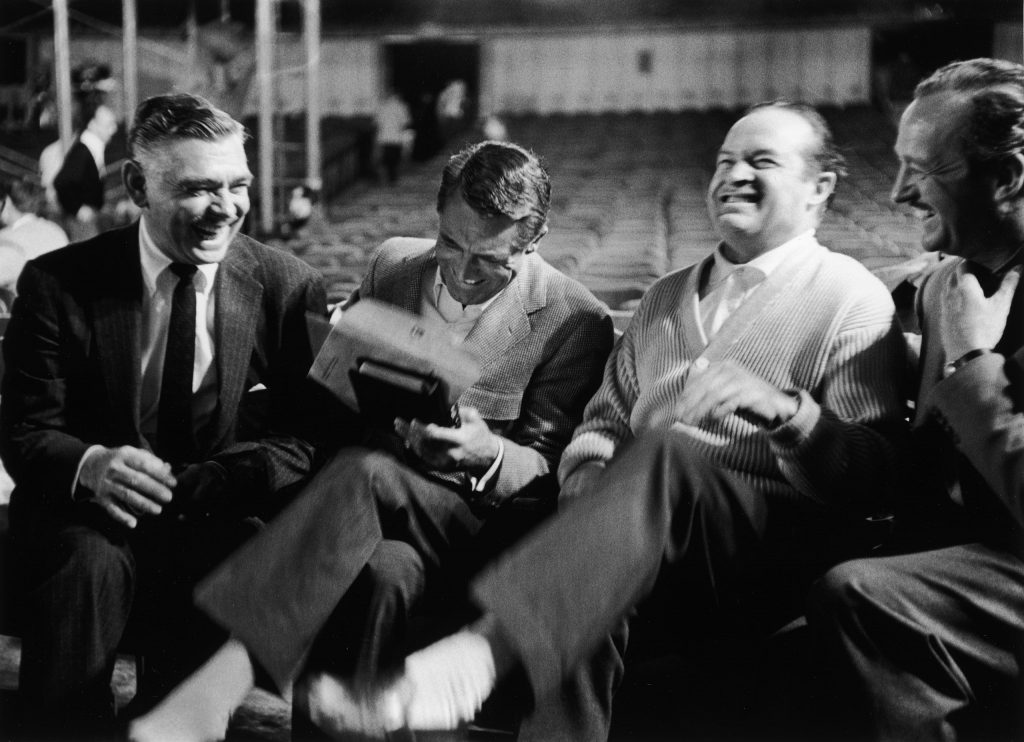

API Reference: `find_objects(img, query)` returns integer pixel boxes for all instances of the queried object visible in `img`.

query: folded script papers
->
[308,298,482,415]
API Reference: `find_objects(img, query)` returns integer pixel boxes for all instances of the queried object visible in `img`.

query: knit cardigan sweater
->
[558,237,908,506]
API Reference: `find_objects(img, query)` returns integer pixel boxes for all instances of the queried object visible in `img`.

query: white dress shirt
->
[138,217,220,444]
[698,231,815,344]
[73,221,220,494]
[418,267,506,490]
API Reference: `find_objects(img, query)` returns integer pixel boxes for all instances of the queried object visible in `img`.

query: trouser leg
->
[471,431,777,732]
[16,513,135,740]
[195,447,482,691]
[808,543,1024,742]
[293,539,427,741]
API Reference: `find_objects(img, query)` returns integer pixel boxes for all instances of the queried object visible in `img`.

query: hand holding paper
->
[395,406,500,474]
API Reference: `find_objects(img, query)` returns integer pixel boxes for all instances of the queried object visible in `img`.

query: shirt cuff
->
[469,438,504,493]
[72,444,105,500]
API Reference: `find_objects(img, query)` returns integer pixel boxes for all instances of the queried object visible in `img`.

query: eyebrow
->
[177,174,253,190]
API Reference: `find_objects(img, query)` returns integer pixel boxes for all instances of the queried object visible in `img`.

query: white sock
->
[302,673,406,737]
[128,638,255,742]
[401,630,497,730]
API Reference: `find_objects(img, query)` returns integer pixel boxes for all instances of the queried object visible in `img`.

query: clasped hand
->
[394,406,499,473]
[78,445,229,528]
[654,359,799,429]
[940,263,1021,360]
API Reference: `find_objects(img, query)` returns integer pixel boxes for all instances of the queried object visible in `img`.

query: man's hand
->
[78,445,176,528]
[395,406,500,473]
[940,263,1021,361]
[167,461,230,521]
[667,360,799,429]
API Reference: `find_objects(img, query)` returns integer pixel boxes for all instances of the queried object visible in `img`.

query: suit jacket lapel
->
[377,249,433,313]
[211,241,262,446]
[463,253,542,373]
[92,225,144,441]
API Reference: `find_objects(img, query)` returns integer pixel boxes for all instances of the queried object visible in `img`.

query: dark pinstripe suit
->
[0,222,327,736]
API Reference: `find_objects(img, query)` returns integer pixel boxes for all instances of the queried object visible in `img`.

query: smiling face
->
[435,194,530,305]
[892,92,1001,264]
[125,134,252,265]
[707,107,835,262]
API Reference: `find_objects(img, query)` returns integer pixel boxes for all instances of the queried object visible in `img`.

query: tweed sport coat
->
[345,237,614,504]
[0,222,328,523]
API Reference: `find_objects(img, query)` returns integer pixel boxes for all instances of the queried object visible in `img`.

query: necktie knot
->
[169,262,198,283]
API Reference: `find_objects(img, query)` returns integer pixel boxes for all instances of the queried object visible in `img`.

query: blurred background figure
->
[0,174,68,312]
[436,78,468,145]
[374,90,412,184]
[53,103,118,241]
[478,113,508,142]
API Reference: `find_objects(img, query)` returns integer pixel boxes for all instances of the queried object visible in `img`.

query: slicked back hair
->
[744,100,848,183]
[129,93,246,162]
[436,140,551,252]
[914,58,1024,172]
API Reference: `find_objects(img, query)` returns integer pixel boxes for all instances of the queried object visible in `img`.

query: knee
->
[809,559,892,621]
[364,540,426,613]
[26,524,133,609]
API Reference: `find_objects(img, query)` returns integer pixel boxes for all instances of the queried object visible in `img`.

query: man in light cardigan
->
[311,101,910,740]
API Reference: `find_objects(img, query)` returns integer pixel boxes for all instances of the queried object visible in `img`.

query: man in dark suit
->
[128,140,614,742]
[808,57,1024,741]
[53,103,117,242]
[1,93,327,740]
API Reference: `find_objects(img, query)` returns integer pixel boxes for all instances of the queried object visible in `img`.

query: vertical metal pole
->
[122,0,138,127]
[304,0,322,192]
[256,0,275,235]
[53,0,73,149]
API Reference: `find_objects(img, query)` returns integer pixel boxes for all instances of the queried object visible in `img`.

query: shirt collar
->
[711,230,815,287]
[7,213,35,231]
[139,217,218,297]
[79,129,106,171]
[432,267,505,315]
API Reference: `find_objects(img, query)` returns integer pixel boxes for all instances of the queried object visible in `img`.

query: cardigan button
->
[693,357,710,371]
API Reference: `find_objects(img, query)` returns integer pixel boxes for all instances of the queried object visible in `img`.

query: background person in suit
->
[359,102,909,740]
[1,93,327,740]
[809,57,1024,742]
[130,140,614,742]
[53,103,118,242]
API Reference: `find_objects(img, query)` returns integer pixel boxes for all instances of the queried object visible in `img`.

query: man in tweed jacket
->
[130,140,613,742]
[350,103,909,741]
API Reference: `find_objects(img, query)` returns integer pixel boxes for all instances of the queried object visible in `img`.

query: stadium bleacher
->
[300,106,922,314]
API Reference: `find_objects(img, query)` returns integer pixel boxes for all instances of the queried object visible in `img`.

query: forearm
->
[928,351,1024,528]
[770,391,903,510]
[488,435,551,502]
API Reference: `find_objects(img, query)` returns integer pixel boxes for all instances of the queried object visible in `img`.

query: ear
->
[525,223,549,253]
[993,152,1024,202]
[122,160,148,208]
[809,171,838,207]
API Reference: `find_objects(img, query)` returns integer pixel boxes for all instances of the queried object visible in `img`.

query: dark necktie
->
[156,263,199,465]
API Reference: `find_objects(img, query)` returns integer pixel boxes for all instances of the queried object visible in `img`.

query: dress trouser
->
[195,447,489,691]
[197,445,617,740]
[470,431,858,740]
[808,543,1024,742]
[14,502,259,740]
